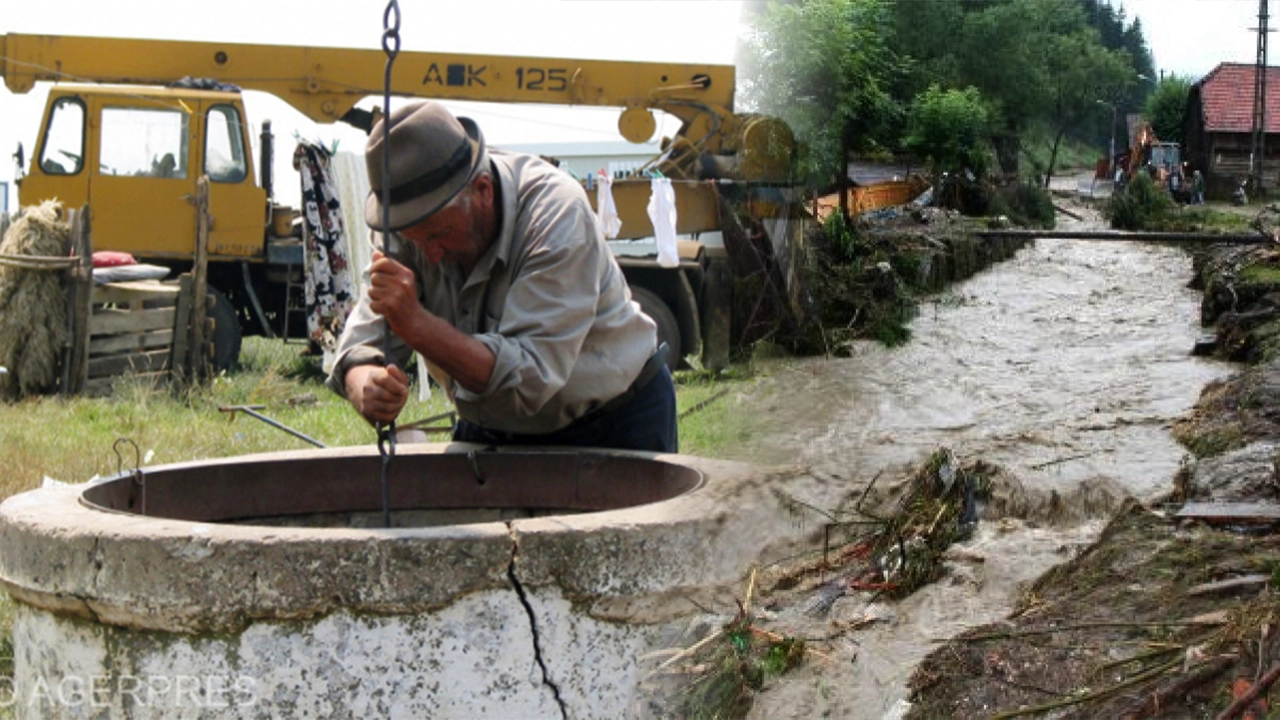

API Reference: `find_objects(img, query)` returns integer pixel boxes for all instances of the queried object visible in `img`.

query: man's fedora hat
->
[365,101,486,232]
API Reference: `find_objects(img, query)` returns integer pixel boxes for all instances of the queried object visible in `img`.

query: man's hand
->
[345,363,410,425]
[367,250,423,337]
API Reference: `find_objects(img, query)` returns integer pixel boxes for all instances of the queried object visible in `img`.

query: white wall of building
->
[498,141,663,181]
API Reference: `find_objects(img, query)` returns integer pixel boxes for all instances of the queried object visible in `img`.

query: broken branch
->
[1119,655,1234,719]
[1216,663,1280,720]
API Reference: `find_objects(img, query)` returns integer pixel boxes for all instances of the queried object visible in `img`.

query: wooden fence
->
[57,200,212,397]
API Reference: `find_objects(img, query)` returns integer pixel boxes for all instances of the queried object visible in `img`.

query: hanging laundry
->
[595,172,622,239]
[293,139,357,356]
[647,176,679,268]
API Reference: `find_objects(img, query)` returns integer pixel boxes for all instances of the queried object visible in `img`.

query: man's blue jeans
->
[452,367,678,453]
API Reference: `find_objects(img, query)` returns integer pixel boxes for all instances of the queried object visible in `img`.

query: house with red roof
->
[1183,62,1280,199]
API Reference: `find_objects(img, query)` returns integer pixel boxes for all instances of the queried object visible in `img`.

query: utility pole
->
[1250,0,1271,199]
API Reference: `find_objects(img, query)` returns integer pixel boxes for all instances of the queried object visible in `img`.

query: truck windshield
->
[100,106,189,179]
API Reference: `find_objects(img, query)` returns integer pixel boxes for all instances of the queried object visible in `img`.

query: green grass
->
[1239,263,1280,286]
[0,338,759,496]
[674,366,758,456]
[1190,205,1254,232]
[0,339,454,499]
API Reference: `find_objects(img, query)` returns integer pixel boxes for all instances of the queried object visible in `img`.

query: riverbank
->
[643,193,1243,718]
[902,203,1280,717]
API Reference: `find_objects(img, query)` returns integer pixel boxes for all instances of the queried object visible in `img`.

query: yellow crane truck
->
[0,33,795,369]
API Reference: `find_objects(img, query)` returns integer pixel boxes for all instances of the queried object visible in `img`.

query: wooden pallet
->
[82,280,180,396]
[73,277,214,397]
[60,193,214,397]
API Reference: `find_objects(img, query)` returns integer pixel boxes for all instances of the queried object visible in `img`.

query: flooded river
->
[720,206,1238,718]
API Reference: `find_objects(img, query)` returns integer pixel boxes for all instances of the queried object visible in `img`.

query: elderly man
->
[326,101,677,453]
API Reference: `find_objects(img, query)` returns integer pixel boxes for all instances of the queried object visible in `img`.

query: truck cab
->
[20,86,268,262]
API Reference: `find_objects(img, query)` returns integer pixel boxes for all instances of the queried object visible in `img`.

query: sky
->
[1121,0,1269,79]
[0,0,752,211]
[0,0,1273,212]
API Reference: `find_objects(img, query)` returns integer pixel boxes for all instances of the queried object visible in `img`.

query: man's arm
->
[366,250,497,393]
[325,234,419,422]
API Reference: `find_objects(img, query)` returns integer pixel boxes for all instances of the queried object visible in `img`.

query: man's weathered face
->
[399,175,493,269]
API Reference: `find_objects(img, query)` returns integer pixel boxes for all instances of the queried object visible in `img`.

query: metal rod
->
[397,410,458,432]
[377,0,402,530]
[219,405,328,448]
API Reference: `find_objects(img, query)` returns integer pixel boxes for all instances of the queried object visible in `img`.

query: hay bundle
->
[0,201,71,400]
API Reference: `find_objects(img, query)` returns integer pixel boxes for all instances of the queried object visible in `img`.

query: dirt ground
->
[655,194,1280,719]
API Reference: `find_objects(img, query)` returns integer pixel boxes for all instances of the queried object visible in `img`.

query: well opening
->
[80,448,704,528]
[0,447,786,716]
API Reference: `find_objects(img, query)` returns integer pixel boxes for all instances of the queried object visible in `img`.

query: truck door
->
[18,94,90,216]
[200,100,267,259]
[89,99,198,259]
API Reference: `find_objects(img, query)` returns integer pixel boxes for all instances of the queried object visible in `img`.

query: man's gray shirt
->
[327,150,658,435]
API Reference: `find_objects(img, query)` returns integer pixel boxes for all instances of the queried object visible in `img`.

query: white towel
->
[646,177,679,268]
[595,173,622,239]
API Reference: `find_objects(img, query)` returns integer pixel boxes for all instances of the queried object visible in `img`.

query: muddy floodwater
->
[717,207,1238,718]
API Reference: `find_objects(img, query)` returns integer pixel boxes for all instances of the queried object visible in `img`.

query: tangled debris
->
[0,201,71,400]
[907,501,1280,719]
[646,448,996,719]
[647,570,809,720]
[782,210,1028,357]
[768,447,991,603]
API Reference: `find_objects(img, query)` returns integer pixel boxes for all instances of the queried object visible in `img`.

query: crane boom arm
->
[0,33,736,123]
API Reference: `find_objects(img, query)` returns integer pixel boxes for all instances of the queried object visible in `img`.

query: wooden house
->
[1183,63,1280,199]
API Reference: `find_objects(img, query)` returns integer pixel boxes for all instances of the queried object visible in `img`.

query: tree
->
[1144,76,1192,145]
[939,0,1121,176]
[884,0,1157,179]
[739,0,901,189]
[903,85,993,183]
[1039,30,1135,186]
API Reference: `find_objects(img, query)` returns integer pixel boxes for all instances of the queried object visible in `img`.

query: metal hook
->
[113,438,141,476]
[467,450,487,486]
[378,426,396,528]
[113,437,146,515]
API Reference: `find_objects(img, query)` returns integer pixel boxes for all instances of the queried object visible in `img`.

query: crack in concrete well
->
[506,525,568,720]
[84,535,106,623]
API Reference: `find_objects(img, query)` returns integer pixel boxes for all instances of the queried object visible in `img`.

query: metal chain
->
[377,0,402,529]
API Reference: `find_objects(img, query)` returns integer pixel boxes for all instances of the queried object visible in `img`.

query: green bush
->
[978,182,1054,228]
[1007,183,1055,228]
[823,210,862,263]
[1107,172,1174,230]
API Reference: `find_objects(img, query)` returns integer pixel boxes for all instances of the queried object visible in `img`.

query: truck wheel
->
[631,286,681,371]
[209,287,242,372]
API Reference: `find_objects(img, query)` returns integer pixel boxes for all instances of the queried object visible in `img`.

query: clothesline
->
[582,174,745,191]
[592,172,681,269]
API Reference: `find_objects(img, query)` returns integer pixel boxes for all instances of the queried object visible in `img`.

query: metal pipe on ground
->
[219,405,327,448]
[976,229,1269,243]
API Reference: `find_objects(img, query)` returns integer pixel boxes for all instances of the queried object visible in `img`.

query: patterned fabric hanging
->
[293,140,356,352]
